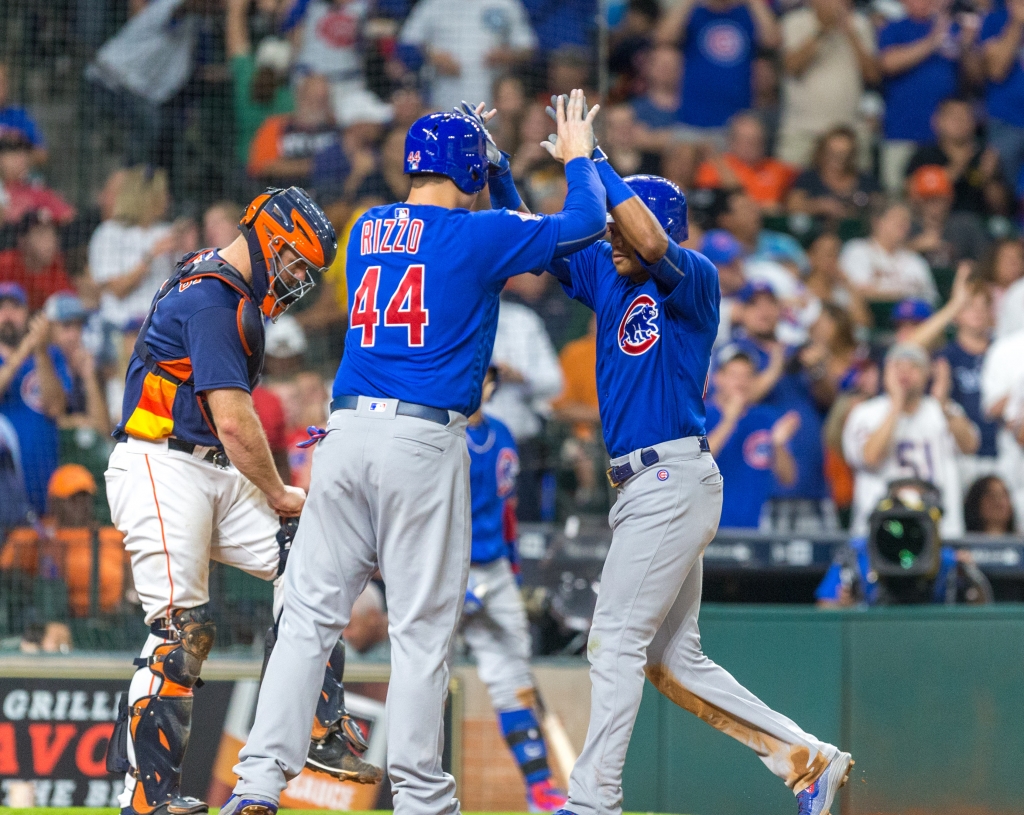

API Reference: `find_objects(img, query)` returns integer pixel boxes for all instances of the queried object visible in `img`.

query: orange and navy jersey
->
[116,251,262,447]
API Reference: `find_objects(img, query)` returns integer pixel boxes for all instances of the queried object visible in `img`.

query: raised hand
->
[458,101,501,167]
[771,410,802,447]
[540,89,600,164]
[543,92,606,161]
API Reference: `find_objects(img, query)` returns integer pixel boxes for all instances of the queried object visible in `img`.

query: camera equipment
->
[867,479,943,604]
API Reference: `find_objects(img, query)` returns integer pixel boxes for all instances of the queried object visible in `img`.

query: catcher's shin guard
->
[123,606,216,814]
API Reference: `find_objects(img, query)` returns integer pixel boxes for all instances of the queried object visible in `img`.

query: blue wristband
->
[488,152,522,211]
[596,160,636,209]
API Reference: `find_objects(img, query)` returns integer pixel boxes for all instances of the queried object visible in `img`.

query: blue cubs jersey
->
[729,332,827,500]
[333,203,564,416]
[555,240,719,458]
[117,251,257,448]
[0,346,72,515]
[467,415,519,564]
[705,400,781,529]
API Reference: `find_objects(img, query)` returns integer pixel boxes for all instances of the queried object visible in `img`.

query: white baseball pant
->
[105,437,282,809]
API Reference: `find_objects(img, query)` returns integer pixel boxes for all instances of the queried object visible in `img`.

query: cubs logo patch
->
[657,469,669,481]
[742,429,774,470]
[700,22,748,66]
[496,447,519,497]
[407,150,422,169]
[617,294,660,356]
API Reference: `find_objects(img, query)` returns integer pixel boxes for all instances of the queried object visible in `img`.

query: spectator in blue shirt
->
[706,346,801,529]
[631,44,682,134]
[728,282,833,531]
[0,61,46,166]
[877,0,980,193]
[655,0,780,139]
[980,0,1024,186]
[905,266,1001,486]
[0,283,70,517]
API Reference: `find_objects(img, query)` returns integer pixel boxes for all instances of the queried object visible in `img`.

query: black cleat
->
[305,731,383,784]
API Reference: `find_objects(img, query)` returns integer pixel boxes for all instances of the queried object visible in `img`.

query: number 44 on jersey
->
[351,264,429,348]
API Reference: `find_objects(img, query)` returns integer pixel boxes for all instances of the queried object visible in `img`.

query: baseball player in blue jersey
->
[103,188,380,815]
[225,91,607,815]
[505,111,854,815]
[458,367,568,813]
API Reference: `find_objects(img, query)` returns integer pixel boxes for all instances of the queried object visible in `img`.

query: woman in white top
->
[839,201,938,304]
[88,166,175,331]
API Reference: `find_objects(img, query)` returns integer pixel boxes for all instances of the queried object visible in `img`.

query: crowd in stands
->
[4,0,1024,640]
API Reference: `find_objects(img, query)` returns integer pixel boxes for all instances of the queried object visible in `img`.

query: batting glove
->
[544,94,607,162]
[457,101,503,170]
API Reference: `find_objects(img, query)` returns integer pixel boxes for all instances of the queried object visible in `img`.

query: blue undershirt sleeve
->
[547,158,608,258]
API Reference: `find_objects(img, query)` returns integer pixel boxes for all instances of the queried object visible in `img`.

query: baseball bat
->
[533,685,577,788]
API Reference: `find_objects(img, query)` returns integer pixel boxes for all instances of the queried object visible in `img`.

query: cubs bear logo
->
[617,294,660,356]
[700,22,748,66]
[496,447,519,498]
[742,429,774,470]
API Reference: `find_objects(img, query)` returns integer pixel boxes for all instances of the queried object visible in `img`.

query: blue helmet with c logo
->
[623,174,689,243]
[404,112,488,194]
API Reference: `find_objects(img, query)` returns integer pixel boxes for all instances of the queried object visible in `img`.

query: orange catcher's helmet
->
[240,187,338,321]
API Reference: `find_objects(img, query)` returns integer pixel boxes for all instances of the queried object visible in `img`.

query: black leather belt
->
[606,437,710,488]
[331,395,450,426]
[168,438,230,467]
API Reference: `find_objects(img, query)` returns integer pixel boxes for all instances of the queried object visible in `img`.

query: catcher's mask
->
[240,186,338,321]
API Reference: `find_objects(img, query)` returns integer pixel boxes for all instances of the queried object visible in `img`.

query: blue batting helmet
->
[404,112,488,194]
[623,174,689,242]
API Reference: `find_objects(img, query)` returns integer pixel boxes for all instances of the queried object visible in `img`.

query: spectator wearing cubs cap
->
[0,209,74,312]
[730,280,836,531]
[45,292,110,442]
[891,296,935,343]
[705,346,801,528]
[0,61,46,166]
[0,282,71,516]
[700,229,746,346]
[907,164,990,272]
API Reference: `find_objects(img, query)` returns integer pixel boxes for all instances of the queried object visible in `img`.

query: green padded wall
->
[623,605,1024,815]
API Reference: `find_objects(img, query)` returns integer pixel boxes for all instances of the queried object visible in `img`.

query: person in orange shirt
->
[1,463,128,618]
[551,314,605,508]
[694,112,797,212]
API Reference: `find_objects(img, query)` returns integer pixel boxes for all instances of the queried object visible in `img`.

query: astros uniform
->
[232,150,606,815]
[105,250,283,812]
[551,235,840,815]
[842,394,965,537]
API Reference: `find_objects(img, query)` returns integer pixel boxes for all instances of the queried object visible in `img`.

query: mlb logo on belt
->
[369,401,388,413]
[617,294,660,356]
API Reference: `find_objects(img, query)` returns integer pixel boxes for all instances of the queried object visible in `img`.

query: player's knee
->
[154,604,217,689]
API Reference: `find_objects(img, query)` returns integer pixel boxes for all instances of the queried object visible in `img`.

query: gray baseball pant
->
[567,437,837,815]
[233,397,471,815]
[458,558,535,711]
